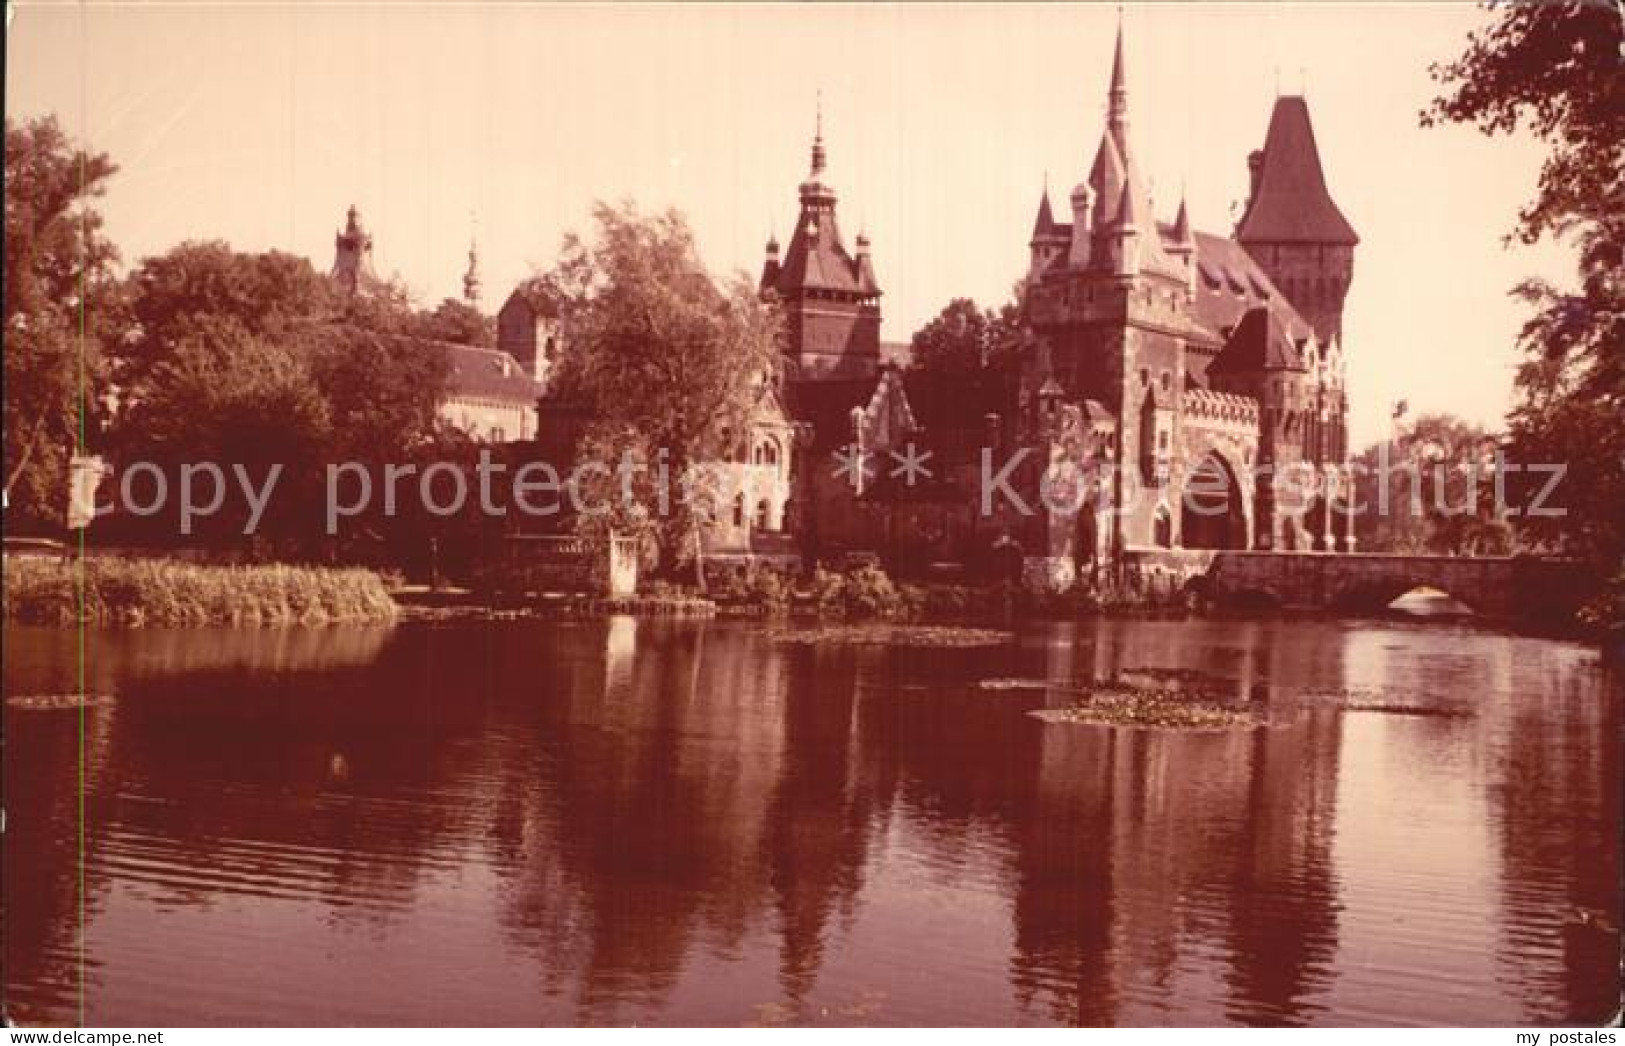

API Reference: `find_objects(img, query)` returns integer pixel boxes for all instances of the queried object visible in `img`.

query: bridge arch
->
[1329,579,1479,616]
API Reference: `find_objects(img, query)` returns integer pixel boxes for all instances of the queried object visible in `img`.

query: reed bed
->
[3,555,399,627]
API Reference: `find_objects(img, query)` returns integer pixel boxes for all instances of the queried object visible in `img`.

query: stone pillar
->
[1321,465,1337,552]
[1343,464,1358,552]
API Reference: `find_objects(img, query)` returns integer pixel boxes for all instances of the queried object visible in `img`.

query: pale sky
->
[7,1,1573,446]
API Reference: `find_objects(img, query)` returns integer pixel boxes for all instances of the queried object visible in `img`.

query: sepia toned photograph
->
[2,0,1621,1032]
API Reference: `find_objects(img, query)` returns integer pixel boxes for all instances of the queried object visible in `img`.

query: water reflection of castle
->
[8,620,1615,1024]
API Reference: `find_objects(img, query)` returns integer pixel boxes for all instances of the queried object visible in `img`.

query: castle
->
[754,19,1360,586]
[323,19,1362,586]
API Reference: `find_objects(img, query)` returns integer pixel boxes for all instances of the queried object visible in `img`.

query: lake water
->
[3,616,1618,1026]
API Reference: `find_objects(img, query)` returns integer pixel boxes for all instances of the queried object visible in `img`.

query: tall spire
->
[463,236,481,305]
[1107,8,1128,138]
[799,94,836,206]
[809,90,827,178]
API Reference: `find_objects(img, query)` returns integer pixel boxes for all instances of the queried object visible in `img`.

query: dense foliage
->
[908,297,1022,379]
[1426,2,1623,627]
[1349,413,1515,556]
[544,202,783,581]
[3,116,120,529]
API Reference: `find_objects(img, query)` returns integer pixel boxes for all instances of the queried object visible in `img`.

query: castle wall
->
[1242,243,1354,349]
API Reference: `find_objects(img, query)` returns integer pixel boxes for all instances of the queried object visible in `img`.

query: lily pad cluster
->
[770,624,1013,648]
[1029,679,1262,732]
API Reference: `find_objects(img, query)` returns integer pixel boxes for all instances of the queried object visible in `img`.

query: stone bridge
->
[1195,552,1591,621]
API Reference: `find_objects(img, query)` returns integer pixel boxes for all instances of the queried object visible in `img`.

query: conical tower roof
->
[1236,96,1358,245]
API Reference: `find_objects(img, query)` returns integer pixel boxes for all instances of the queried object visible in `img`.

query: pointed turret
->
[1112,180,1141,276]
[1171,196,1192,244]
[1088,129,1125,231]
[1029,184,1070,279]
[1029,187,1057,243]
[1115,178,1142,231]
[1167,195,1196,297]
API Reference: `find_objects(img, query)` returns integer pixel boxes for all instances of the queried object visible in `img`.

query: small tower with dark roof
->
[1235,96,1358,348]
[330,204,380,296]
[761,104,882,379]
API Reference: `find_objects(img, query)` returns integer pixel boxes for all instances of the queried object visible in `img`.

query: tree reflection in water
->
[2,618,1616,1026]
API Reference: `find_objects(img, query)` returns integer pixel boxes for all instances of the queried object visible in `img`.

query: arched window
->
[755,498,773,532]
[732,492,746,529]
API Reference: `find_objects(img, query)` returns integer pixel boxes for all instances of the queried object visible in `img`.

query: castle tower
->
[760,106,882,380]
[1235,96,1359,348]
[330,204,380,296]
[1019,15,1192,563]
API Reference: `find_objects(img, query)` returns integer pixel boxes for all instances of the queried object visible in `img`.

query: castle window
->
[733,493,746,529]
[755,499,773,532]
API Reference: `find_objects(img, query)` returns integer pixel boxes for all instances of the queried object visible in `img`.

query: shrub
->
[706,561,791,615]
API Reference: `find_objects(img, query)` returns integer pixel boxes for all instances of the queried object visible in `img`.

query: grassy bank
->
[3,555,399,627]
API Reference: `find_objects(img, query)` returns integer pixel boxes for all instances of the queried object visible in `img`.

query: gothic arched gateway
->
[1182,452,1247,550]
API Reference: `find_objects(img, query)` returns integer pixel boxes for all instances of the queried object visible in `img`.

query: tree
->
[1350,413,1514,556]
[546,201,782,583]
[116,243,338,394]
[303,325,450,465]
[1425,3,1623,610]
[113,330,332,547]
[3,116,120,529]
[908,297,1022,378]
[406,298,495,348]
[105,239,453,556]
